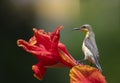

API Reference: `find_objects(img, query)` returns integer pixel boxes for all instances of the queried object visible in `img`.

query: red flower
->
[17,26,76,80]
[69,65,107,83]
[17,26,107,83]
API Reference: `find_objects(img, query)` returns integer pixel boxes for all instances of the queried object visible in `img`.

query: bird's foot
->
[90,63,94,66]
[76,59,86,65]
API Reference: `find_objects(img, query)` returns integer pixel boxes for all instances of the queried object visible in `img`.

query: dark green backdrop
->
[1,0,120,83]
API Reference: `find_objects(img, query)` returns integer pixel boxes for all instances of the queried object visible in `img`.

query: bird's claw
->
[76,59,86,65]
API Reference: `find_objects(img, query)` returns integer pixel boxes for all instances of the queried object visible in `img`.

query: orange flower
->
[70,65,107,83]
[17,26,77,80]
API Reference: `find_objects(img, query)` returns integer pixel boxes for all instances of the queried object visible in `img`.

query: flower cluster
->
[17,26,107,83]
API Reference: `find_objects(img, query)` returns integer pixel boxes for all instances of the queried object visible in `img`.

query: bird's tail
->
[93,55,102,72]
[95,58,102,72]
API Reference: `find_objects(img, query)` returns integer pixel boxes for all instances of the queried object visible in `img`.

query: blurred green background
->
[1,0,120,83]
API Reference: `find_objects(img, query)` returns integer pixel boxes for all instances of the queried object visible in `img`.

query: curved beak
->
[72,28,80,31]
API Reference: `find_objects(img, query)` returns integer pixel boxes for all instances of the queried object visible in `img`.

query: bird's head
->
[73,24,92,33]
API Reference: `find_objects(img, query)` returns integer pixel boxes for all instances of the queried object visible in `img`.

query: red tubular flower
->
[17,26,77,80]
[17,26,107,83]
[69,65,107,83]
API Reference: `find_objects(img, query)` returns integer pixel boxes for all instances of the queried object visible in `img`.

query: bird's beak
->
[72,28,80,31]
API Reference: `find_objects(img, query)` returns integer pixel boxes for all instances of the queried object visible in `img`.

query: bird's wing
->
[84,37,100,61]
[84,37,102,71]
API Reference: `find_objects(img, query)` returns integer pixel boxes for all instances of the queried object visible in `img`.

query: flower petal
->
[58,49,77,67]
[32,62,47,80]
[29,36,37,45]
[69,65,107,83]
[17,39,42,52]
[50,26,63,43]
[33,28,51,49]
[58,43,77,64]
[17,39,53,60]
[50,26,63,50]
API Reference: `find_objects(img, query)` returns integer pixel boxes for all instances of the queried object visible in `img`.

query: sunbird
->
[73,24,102,72]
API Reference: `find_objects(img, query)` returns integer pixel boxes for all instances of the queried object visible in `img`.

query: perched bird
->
[73,24,102,72]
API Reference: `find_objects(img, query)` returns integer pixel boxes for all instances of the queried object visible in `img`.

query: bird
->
[73,24,102,72]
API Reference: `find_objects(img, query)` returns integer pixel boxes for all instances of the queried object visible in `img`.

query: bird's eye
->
[82,26,86,28]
